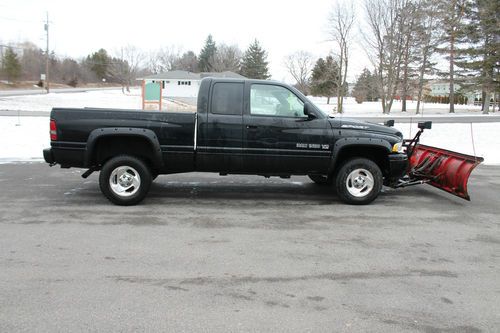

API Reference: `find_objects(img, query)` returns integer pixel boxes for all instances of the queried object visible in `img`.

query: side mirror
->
[303,102,316,119]
[384,119,395,127]
[418,121,432,130]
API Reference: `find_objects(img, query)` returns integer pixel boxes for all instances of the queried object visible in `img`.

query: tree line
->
[284,0,498,114]
[1,0,497,113]
[0,36,271,91]
[356,0,499,114]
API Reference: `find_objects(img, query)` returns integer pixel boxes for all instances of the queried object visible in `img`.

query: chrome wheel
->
[345,168,374,198]
[109,166,141,197]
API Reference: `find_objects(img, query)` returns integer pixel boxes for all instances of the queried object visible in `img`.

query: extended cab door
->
[242,82,332,174]
[196,81,244,172]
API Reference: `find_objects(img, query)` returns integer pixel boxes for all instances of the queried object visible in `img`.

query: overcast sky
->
[0,0,370,82]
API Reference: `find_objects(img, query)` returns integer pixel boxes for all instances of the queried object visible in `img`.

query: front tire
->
[99,155,152,206]
[335,158,382,205]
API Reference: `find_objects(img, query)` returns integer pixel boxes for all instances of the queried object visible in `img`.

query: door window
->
[250,84,305,118]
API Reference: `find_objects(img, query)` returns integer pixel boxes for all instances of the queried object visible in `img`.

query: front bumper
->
[388,153,408,178]
[43,148,55,164]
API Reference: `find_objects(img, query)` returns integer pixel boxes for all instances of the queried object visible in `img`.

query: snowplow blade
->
[408,144,484,201]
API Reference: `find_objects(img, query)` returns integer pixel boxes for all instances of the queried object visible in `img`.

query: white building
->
[140,70,245,98]
[427,80,479,103]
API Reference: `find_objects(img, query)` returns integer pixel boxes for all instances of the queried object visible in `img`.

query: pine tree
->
[352,68,379,104]
[240,39,270,79]
[310,56,338,105]
[174,51,199,72]
[198,34,217,72]
[2,47,21,82]
[455,0,499,114]
[85,48,111,80]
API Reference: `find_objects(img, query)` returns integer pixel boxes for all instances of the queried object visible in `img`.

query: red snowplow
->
[395,121,483,201]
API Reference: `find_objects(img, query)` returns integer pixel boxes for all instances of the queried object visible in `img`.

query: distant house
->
[140,70,245,98]
[426,80,478,104]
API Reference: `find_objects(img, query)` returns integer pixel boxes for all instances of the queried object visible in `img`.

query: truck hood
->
[328,117,403,139]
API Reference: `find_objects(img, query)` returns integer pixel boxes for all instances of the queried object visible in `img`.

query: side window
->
[250,84,305,117]
[211,82,243,115]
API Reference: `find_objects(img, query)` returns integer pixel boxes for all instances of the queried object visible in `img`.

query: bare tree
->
[413,0,440,114]
[363,0,408,114]
[18,42,44,81]
[212,44,242,72]
[283,51,314,94]
[328,1,355,113]
[148,45,181,74]
[436,0,467,113]
[173,51,199,72]
[110,45,145,92]
[399,1,418,112]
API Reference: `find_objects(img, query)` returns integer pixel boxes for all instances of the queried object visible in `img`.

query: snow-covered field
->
[310,96,492,117]
[1,116,499,165]
[0,88,193,112]
[0,88,495,116]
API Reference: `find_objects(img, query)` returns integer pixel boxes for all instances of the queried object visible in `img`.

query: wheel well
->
[332,145,390,177]
[91,136,156,168]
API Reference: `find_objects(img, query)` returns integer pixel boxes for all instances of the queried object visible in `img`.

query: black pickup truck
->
[44,78,481,206]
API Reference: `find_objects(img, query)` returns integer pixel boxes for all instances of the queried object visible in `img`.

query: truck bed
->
[50,107,196,171]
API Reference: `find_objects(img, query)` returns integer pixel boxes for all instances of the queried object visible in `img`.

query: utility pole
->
[0,45,4,69]
[44,12,50,93]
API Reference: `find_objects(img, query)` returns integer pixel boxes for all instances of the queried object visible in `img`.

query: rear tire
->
[99,155,152,206]
[308,174,332,185]
[335,158,382,205]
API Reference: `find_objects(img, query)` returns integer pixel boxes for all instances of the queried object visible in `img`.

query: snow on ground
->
[0,117,50,163]
[0,88,193,112]
[1,116,499,165]
[396,122,497,164]
[0,88,495,116]
[311,96,492,117]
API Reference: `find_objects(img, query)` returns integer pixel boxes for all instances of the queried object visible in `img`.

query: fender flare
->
[84,127,163,168]
[328,137,392,174]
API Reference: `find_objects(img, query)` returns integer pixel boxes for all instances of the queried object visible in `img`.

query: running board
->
[408,144,484,201]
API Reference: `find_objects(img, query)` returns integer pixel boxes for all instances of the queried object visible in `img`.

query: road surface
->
[0,163,498,332]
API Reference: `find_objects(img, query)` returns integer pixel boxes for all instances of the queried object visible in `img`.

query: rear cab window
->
[211,82,244,116]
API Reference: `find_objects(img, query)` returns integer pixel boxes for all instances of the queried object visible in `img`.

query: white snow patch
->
[0,89,141,112]
[397,122,499,165]
[0,117,50,162]
[0,88,188,112]
[312,96,493,116]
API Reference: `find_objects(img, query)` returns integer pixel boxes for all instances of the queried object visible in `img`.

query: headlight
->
[392,141,403,153]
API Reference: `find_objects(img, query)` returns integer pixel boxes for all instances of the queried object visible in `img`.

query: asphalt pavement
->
[0,163,498,332]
